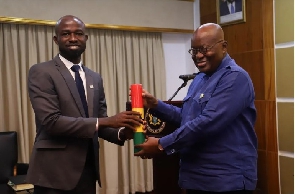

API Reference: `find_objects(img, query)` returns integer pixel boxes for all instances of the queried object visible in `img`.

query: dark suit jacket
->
[27,55,124,190]
[219,0,242,16]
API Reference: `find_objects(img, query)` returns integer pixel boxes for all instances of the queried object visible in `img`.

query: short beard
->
[59,47,85,62]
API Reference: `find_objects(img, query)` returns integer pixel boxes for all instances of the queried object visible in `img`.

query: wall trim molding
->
[0,16,194,34]
[275,41,294,49]
[279,151,294,158]
[276,98,294,102]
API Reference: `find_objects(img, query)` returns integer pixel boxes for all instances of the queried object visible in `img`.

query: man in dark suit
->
[219,0,243,16]
[27,15,143,194]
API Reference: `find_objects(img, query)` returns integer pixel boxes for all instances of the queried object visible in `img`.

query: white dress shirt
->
[59,54,87,100]
[227,1,236,14]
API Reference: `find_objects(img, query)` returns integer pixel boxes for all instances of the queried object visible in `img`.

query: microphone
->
[179,73,197,81]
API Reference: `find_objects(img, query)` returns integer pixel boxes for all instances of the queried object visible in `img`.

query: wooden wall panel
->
[275,0,294,44]
[265,101,277,152]
[256,151,280,194]
[262,0,274,49]
[277,102,294,152]
[255,101,278,194]
[229,0,263,52]
[279,156,294,193]
[254,102,267,150]
[200,0,217,24]
[231,51,264,100]
[263,49,275,100]
[276,47,294,98]
[254,101,277,151]
[256,150,267,194]
[267,152,280,194]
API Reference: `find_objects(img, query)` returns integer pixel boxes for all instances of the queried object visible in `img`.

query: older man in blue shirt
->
[134,23,257,194]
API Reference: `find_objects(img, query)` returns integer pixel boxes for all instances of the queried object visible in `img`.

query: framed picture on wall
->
[217,0,246,26]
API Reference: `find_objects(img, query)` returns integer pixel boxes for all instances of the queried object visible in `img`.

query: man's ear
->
[53,36,58,45]
[222,41,228,48]
[222,41,228,54]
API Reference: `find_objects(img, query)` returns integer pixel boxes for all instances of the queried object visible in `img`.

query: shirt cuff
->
[159,135,176,155]
[158,138,164,151]
[96,119,99,131]
[118,127,125,141]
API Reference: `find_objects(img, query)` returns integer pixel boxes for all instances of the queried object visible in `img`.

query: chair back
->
[0,132,18,183]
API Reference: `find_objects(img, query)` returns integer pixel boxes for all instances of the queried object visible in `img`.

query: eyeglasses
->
[188,40,225,56]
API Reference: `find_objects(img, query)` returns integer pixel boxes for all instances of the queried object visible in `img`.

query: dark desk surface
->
[0,184,15,194]
[0,184,32,194]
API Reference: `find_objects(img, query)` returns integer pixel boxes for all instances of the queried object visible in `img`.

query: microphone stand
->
[167,80,189,101]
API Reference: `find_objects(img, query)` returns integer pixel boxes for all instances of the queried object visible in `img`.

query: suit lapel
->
[83,66,94,117]
[53,55,86,117]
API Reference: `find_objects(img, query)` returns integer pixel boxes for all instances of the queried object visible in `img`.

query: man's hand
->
[129,87,158,109]
[142,89,158,109]
[120,127,133,140]
[134,137,163,159]
[121,119,147,140]
[98,111,143,130]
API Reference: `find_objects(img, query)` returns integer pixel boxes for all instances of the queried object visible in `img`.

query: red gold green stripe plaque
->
[130,84,145,153]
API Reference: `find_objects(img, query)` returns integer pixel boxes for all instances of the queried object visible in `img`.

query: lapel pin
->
[200,93,204,98]
[90,85,94,89]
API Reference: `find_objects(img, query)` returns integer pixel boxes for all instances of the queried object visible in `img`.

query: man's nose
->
[195,51,204,58]
[69,33,78,41]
